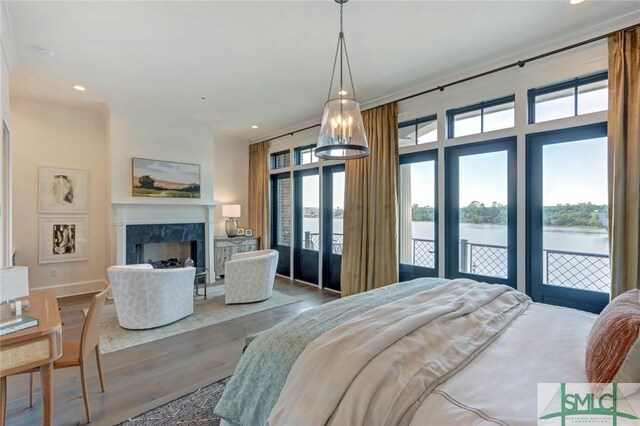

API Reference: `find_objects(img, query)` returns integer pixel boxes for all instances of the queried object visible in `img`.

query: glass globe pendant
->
[315,0,369,160]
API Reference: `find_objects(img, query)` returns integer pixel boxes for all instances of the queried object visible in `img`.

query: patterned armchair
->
[224,250,279,304]
[107,264,196,329]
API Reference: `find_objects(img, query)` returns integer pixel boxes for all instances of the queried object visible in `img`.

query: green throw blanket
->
[214,278,448,426]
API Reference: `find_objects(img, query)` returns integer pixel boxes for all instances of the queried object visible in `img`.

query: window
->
[528,72,608,124]
[271,151,290,169]
[447,96,515,138]
[295,145,320,165]
[445,137,517,287]
[399,115,437,147]
[526,123,609,313]
[399,150,438,281]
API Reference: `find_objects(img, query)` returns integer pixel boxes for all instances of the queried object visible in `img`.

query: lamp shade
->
[316,98,369,160]
[222,204,241,218]
[0,267,29,302]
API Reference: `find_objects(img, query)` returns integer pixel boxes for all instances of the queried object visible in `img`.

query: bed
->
[213,277,619,425]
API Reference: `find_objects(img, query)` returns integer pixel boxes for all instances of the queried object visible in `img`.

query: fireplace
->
[126,223,205,268]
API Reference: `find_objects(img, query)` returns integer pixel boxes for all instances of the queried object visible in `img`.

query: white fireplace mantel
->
[113,203,216,272]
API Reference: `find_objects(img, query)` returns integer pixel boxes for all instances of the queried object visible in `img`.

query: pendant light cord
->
[326,1,358,102]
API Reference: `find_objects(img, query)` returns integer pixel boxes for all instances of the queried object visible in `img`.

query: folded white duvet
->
[267,279,531,426]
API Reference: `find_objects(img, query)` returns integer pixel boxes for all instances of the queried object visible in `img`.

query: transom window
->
[295,145,320,165]
[447,95,515,139]
[528,71,608,124]
[399,115,437,147]
[271,150,290,170]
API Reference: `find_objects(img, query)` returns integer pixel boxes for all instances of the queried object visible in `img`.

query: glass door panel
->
[445,138,516,287]
[399,151,438,281]
[323,165,345,291]
[527,123,609,313]
[458,150,508,278]
[270,173,291,276]
[294,169,320,284]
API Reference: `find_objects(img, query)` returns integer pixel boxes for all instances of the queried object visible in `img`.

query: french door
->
[270,172,292,276]
[322,165,345,291]
[526,123,609,313]
[445,137,517,287]
[294,169,320,284]
[399,150,438,281]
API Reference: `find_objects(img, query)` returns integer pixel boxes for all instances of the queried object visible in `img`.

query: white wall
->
[11,100,110,294]
[213,132,249,236]
[110,109,214,205]
[0,1,11,267]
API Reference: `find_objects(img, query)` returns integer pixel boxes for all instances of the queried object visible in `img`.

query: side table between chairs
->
[194,267,208,299]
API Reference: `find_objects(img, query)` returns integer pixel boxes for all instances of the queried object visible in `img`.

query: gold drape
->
[608,28,640,298]
[249,141,269,249]
[341,102,399,296]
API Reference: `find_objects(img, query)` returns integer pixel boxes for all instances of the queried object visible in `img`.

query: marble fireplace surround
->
[113,203,215,274]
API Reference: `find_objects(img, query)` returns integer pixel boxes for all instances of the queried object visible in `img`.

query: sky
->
[407,136,607,207]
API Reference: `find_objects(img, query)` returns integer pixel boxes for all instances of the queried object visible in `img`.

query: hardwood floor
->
[4,277,338,426]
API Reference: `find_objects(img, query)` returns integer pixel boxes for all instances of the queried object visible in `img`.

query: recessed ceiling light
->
[251,125,259,129]
[569,0,585,4]
[73,85,86,91]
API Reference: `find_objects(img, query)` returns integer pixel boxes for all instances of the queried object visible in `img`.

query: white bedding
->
[269,280,529,426]
[410,303,597,426]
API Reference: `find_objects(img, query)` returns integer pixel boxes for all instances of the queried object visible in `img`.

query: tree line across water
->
[411,202,607,228]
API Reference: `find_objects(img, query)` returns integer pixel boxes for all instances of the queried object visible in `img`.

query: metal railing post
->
[460,239,469,273]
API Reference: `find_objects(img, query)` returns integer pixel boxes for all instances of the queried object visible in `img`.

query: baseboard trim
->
[32,279,108,298]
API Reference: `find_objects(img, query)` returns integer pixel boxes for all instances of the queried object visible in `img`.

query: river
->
[303,218,608,255]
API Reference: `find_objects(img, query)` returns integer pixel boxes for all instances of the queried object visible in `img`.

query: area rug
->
[93,286,301,354]
[118,376,230,425]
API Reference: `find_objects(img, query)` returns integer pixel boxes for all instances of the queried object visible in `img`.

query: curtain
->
[608,27,640,299]
[341,102,398,296]
[249,141,269,249]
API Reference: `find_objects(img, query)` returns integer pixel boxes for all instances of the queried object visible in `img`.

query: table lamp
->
[222,204,241,237]
[0,266,29,318]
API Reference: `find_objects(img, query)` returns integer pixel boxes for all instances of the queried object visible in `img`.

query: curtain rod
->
[258,22,638,145]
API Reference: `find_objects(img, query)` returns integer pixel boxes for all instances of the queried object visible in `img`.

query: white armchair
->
[107,264,196,329]
[224,250,279,304]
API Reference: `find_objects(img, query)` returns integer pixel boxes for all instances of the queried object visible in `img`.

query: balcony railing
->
[305,232,342,254]
[457,239,609,293]
[305,233,609,293]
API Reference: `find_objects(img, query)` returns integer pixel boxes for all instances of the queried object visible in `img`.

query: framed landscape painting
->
[39,166,89,213]
[132,158,201,198]
[39,216,88,264]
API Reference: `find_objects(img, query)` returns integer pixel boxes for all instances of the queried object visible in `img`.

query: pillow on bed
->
[586,289,640,384]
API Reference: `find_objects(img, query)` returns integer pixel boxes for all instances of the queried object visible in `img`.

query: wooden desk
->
[0,291,63,426]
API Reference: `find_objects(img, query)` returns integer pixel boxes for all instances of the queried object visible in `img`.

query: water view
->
[304,218,608,255]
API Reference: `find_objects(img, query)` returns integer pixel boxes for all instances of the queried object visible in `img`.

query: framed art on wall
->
[132,158,201,199]
[39,166,89,214]
[39,216,88,264]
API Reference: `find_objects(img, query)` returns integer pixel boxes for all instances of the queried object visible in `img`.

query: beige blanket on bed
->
[267,279,530,426]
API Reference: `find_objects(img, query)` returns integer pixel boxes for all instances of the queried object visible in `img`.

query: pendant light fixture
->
[315,0,369,160]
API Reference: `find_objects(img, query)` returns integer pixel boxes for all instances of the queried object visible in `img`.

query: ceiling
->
[5,1,640,141]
